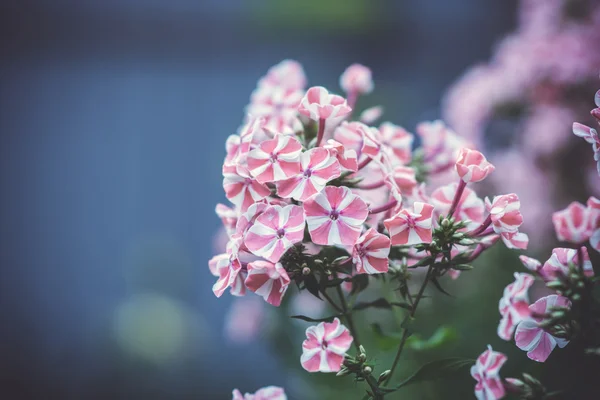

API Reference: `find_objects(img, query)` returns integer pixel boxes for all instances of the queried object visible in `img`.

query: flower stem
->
[447,179,467,218]
[336,285,361,349]
[467,214,492,237]
[321,289,343,314]
[357,156,373,171]
[315,118,326,147]
[370,199,398,215]
[382,264,433,385]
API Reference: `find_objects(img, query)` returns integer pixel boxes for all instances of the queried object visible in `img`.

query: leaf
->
[406,256,435,269]
[393,357,475,389]
[353,298,412,312]
[406,326,457,351]
[351,273,370,295]
[303,274,322,299]
[430,277,454,297]
[371,323,404,351]
[290,314,341,323]
[451,264,474,271]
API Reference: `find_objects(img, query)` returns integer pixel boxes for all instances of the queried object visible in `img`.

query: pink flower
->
[352,228,391,274]
[247,135,302,184]
[247,85,304,133]
[245,261,291,307]
[298,86,352,122]
[258,59,306,90]
[276,148,341,201]
[471,345,507,400]
[359,106,383,124]
[225,116,266,166]
[232,386,287,400]
[384,202,434,245]
[323,139,358,172]
[431,183,484,230]
[519,255,542,273]
[379,122,414,166]
[216,203,238,237]
[210,253,246,298]
[588,196,600,251]
[340,64,373,95]
[486,194,524,234]
[541,247,594,280]
[500,231,529,250]
[515,295,570,362]
[572,122,600,175]
[300,318,353,373]
[245,205,305,262]
[455,148,495,183]
[552,201,592,244]
[236,201,270,238]
[333,121,381,160]
[303,186,369,246]
[498,272,534,341]
[223,165,271,212]
[417,120,469,174]
[391,166,418,193]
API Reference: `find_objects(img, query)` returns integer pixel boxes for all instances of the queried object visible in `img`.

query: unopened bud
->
[336,367,351,377]
[357,353,366,363]
[313,259,323,265]
[550,310,565,320]
[359,345,366,355]
[571,293,582,302]
[363,365,372,374]
[441,218,450,228]
[378,370,391,383]
[546,281,564,290]
[302,267,311,276]
[522,373,540,387]
[577,281,585,289]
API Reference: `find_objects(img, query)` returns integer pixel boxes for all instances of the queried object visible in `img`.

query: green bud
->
[441,218,450,228]
[359,345,366,355]
[546,281,564,290]
[550,310,565,319]
[378,370,391,383]
[313,259,323,265]
[571,293,582,302]
[363,365,372,374]
[522,373,540,386]
[336,367,351,377]
[356,353,366,363]
[576,281,585,289]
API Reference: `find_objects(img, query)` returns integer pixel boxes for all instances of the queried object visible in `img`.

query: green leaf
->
[353,298,412,312]
[451,264,474,271]
[303,274,322,299]
[290,314,341,323]
[406,326,457,351]
[371,323,404,351]
[392,357,474,389]
[350,273,370,295]
[430,277,454,297]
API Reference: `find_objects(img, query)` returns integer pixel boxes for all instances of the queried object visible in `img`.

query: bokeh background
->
[1,0,599,399]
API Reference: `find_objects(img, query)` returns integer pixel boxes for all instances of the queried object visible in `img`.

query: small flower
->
[211,253,246,298]
[471,345,507,400]
[541,247,594,280]
[430,183,484,230]
[384,202,435,245]
[486,194,523,234]
[379,122,414,166]
[572,122,599,175]
[303,186,369,246]
[515,295,570,362]
[340,64,374,95]
[500,231,529,250]
[498,272,534,341]
[245,205,305,262]
[245,261,291,307]
[359,106,383,124]
[352,228,391,274]
[216,203,238,237]
[232,386,287,400]
[519,255,542,273]
[552,201,592,244]
[235,201,270,237]
[417,120,468,174]
[588,196,600,252]
[276,148,341,201]
[225,116,266,166]
[258,59,306,90]
[247,135,302,184]
[247,85,304,133]
[455,148,495,183]
[300,318,353,373]
[392,165,418,193]
[298,86,352,122]
[333,121,381,160]
[323,139,358,172]
[223,165,271,212]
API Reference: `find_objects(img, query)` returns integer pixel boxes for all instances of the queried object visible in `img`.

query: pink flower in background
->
[352,228,391,274]
[552,201,592,244]
[486,194,524,234]
[588,196,600,251]
[379,122,413,166]
[359,106,383,124]
[334,121,381,160]
[455,148,495,183]
[431,183,484,230]
[276,148,341,201]
[384,202,434,245]
[247,135,302,184]
[245,261,291,307]
[500,231,529,250]
[515,295,570,362]
[303,186,369,246]
[541,247,594,280]
[323,139,358,172]
[259,59,306,90]
[417,120,468,174]
[223,165,271,212]
[572,122,600,175]
[301,318,353,373]
[216,203,238,237]
[245,205,305,262]
[392,166,418,194]
[211,253,246,298]
[471,345,507,400]
[340,64,374,95]
[224,296,265,344]
[247,85,304,133]
[519,255,542,273]
[298,86,352,122]
[498,272,534,340]
[232,386,287,400]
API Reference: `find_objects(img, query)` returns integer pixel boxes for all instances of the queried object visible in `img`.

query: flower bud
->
[356,353,366,363]
[302,267,311,276]
[336,367,351,377]
[378,370,391,383]
[363,365,372,374]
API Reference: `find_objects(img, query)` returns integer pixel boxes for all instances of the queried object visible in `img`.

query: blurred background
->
[1,0,599,399]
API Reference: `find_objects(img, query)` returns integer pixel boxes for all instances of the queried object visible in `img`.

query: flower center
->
[321,340,328,349]
[405,214,416,229]
[330,210,340,221]
[303,168,312,178]
[276,228,286,238]
[269,153,279,163]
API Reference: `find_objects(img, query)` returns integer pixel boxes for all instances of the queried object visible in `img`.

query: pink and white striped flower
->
[391,166,418,194]
[223,165,271,212]
[247,85,304,133]
[340,64,373,95]
[298,86,352,122]
[303,186,369,246]
[541,247,594,280]
[431,183,484,230]
[232,386,287,400]
[379,122,414,166]
[258,59,306,90]
[498,272,534,341]
[417,120,469,174]
[519,255,542,273]
[323,139,358,172]
[359,106,383,124]
[455,148,495,183]
[276,148,341,201]
[245,205,305,262]
[552,201,593,244]
[300,318,353,373]
[247,135,302,184]
[572,122,599,175]
[236,201,270,238]
[486,194,524,234]
[384,202,434,246]
[225,116,266,166]
[216,203,238,237]
[245,261,291,307]
[471,346,507,400]
[333,121,381,160]
[211,253,246,298]
[500,231,529,250]
[352,228,391,274]
[515,295,570,362]
[588,196,600,252]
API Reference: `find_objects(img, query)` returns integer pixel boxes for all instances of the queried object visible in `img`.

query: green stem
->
[321,289,344,314]
[336,285,361,349]
[383,264,434,385]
